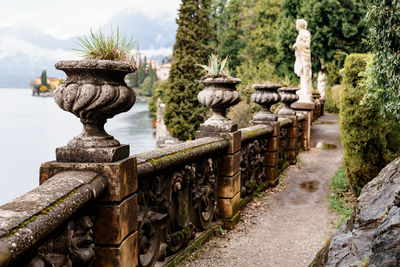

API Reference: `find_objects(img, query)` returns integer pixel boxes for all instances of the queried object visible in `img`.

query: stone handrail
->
[136,137,229,176]
[0,171,107,266]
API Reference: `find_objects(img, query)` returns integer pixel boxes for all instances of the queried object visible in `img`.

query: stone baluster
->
[196,77,242,229]
[40,59,139,267]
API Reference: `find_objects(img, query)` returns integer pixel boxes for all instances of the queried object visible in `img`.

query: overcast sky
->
[0,0,180,39]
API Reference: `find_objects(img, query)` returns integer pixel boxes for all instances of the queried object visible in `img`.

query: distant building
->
[156,63,171,81]
[33,77,62,89]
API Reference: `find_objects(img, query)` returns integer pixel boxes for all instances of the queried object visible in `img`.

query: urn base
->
[252,111,277,124]
[199,115,238,133]
[56,144,129,163]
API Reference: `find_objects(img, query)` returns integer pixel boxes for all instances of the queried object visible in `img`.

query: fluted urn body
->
[198,77,241,132]
[54,60,136,162]
[251,83,281,124]
[278,87,300,116]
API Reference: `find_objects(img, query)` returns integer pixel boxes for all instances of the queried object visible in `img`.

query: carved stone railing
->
[0,171,107,266]
[133,137,228,266]
[240,125,273,198]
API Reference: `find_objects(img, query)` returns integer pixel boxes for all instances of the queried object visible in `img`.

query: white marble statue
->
[293,19,313,103]
[317,68,326,99]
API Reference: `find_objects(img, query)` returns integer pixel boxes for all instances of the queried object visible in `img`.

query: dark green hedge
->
[339,53,399,195]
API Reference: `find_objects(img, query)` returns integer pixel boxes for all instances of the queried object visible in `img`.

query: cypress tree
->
[276,0,302,81]
[163,0,213,140]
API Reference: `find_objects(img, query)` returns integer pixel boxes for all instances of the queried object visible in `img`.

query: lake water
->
[0,88,156,205]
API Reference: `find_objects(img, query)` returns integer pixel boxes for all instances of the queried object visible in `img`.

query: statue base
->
[56,145,130,163]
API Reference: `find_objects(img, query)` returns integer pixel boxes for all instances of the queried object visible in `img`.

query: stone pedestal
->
[285,116,298,165]
[196,131,241,229]
[291,102,314,151]
[197,76,242,229]
[264,122,281,186]
[40,157,139,267]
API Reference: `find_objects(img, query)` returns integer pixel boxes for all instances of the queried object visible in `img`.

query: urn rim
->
[252,82,281,89]
[55,59,136,73]
[199,77,241,85]
[278,87,300,92]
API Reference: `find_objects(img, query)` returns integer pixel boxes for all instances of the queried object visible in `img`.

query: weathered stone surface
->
[218,192,241,219]
[310,157,400,267]
[198,77,241,133]
[54,60,136,163]
[40,157,137,202]
[266,136,279,151]
[251,83,281,124]
[56,144,129,163]
[0,171,99,235]
[136,137,228,176]
[218,172,241,199]
[291,101,315,110]
[0,171,106,266]
[95,194,138,245]
[219,152,241,177]
[240,125,273,143]
[278,87,300,116]
[195,132,240,154]
[265,151,279,167]
[94,231,138,267]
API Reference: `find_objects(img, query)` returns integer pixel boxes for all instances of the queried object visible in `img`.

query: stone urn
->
[312,92,321,103]
[197,77,241,132]
[251,82,281,124]
[53,60,136,163]
[278,87,300,116]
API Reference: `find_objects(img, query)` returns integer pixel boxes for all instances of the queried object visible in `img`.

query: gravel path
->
[181,114,343,267]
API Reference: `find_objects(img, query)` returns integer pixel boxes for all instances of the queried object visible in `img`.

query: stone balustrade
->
[0,63,323,267]
[0,171,107,266]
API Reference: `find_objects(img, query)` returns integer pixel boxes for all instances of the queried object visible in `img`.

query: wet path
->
[182,113,342,267]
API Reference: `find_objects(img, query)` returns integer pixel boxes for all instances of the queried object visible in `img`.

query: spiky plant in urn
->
[251,82,281,124]
[197,54,241,132]
[278,87,300,116]
[53,28,136,163]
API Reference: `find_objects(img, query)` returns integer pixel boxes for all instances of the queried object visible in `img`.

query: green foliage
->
[214,0,248,76]
[324,84,341,113]
[163,0,213,140]
[198,53,230,78]
[276,0,367,84]
[75,27,135,61]
[125,57,159,96]
[328,167,355,228]
[41,70,48,86]
[301,0,368,72]
[339,54,398,195]
[276,0,302,81]
[148,80,167,117]
[239,0,281,67]
[363,0,400,120]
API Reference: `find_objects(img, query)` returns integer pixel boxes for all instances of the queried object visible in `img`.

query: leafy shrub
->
[325,84,341,113]
[340,53,398,195]
[363,1,400,120]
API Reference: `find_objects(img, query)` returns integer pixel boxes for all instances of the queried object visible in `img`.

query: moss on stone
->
[4,187,80,238]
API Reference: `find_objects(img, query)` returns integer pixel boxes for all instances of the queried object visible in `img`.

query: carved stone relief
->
[138,157,219,267]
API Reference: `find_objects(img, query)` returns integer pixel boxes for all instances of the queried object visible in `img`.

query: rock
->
[310,157,400,267]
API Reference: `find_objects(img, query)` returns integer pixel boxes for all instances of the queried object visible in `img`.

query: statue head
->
[296,19,307,31]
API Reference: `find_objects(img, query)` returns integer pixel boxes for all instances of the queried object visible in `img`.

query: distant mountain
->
[0,11,177,88]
